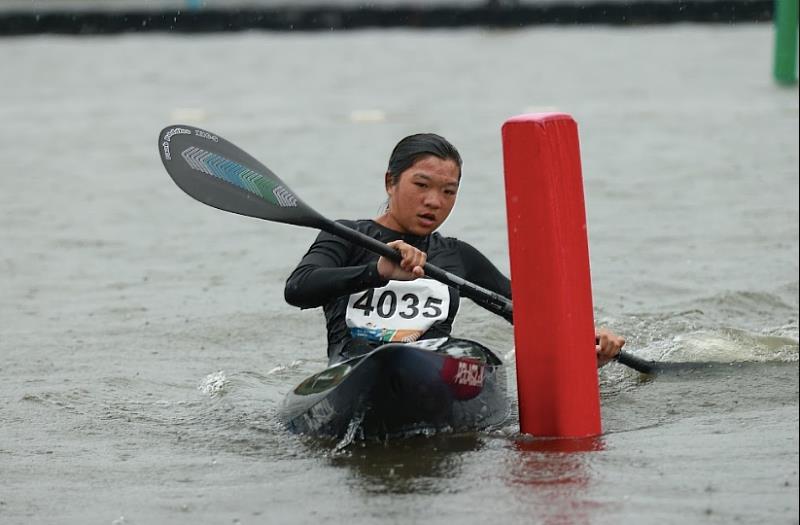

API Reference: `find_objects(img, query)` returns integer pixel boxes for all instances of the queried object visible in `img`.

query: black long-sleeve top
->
[285,219,511,362]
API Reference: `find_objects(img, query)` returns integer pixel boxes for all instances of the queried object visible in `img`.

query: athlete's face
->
[382,155,460,236]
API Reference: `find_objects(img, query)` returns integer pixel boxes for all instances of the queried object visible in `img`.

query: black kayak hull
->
[278,338,508,441]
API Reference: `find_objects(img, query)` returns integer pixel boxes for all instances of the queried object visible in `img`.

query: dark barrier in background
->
[0,2,774,36]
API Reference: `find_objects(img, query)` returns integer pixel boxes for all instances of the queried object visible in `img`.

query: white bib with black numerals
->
[345,279,452,344]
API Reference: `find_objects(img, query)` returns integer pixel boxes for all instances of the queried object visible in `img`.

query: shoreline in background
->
[0,0,774,35]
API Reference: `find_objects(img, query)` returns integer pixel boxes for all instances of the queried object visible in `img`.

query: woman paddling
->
[284,133,624,366]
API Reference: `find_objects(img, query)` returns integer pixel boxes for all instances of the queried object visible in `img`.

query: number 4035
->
[352,289,443,319]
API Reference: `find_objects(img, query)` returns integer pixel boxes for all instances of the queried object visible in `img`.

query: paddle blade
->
[158,125,325,228]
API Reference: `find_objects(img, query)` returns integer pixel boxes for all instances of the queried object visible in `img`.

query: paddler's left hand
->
[378,240,426,280]
[596,328,625,368]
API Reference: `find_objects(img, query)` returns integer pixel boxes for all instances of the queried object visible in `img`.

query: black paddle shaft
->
[158,124,656,374]
[332,215,660,372]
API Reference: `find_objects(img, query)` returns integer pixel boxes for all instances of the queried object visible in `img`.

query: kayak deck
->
[278,338,508,441]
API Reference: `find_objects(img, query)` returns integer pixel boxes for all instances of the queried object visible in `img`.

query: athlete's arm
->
[455,240,513,323]
[457,240,512,301]
[456,241,624,366]
[284,230,388,309]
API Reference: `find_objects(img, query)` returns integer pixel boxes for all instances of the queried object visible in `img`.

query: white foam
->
[639,329,799,364]
[198,370,227,397]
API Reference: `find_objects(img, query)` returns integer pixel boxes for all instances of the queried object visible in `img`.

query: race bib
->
[345,279,452,344]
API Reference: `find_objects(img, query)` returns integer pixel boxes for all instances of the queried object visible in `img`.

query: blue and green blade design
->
[159,124,327,228]
[181,145,298,208]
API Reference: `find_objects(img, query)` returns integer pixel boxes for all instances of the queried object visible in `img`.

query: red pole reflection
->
[515,435,605,454]
[505,435,608,525]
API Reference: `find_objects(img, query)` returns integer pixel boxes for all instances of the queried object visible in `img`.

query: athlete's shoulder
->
[432,233,495,264]
[333,218,366,229]
[332,219,379,234]
[430,231,468,250]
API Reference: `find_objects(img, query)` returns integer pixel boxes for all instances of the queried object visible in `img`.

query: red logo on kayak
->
[441,357,485,400]
[454,360,484,386]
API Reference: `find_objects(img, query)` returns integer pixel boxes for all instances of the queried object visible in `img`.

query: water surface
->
[1,26,797,524]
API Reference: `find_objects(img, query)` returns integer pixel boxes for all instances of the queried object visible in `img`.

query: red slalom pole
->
[501,113,601,438]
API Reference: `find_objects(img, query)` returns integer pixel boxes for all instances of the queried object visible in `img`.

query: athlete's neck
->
[374,212,406,233]
[371,217,429,245]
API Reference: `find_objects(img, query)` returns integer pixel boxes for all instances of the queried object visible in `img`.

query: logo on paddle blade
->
[180,146,298,208]
[161,126,191,160]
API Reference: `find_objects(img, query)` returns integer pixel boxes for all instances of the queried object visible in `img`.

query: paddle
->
[158,124,660,374]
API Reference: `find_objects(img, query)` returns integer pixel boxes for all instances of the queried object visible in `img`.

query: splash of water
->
[638,329,798,364]
[198,370,228,397]
[334,409,366,452]
[266,360,305,376]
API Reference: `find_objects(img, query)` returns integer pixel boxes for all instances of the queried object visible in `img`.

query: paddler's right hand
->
[378,240,427,281]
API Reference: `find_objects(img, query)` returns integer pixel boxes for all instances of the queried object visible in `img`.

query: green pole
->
[774,0,798,85]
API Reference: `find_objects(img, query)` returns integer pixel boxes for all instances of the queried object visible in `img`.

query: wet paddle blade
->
[158,125,326,229]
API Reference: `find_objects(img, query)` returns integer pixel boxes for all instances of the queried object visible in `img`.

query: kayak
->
[278,337,508,441]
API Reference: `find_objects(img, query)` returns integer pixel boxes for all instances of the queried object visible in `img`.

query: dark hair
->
[386,133,462,186]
